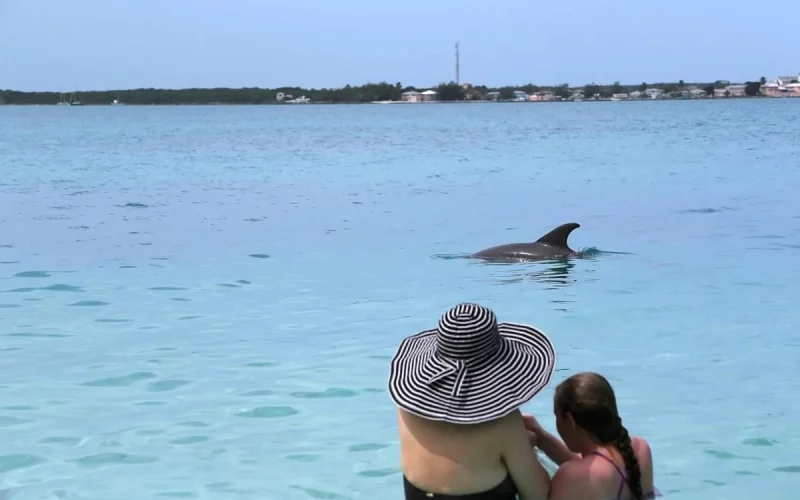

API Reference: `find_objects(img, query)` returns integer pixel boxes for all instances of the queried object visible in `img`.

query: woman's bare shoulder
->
[631,436,654,465]
[631,436,652,451]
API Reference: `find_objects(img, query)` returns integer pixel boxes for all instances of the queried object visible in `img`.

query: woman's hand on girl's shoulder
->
[521,414,542,447]
[522,414,543,432]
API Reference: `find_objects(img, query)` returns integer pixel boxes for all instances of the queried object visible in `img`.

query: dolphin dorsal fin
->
[535,222,580,249]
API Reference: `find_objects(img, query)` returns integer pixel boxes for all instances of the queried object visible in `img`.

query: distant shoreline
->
[0,95,781,107]
[3,78,793,106]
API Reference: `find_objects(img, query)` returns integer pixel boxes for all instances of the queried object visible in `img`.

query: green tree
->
[554,84,571,99]
[760,76,766,85]
[498,87,515,100]
[583,82,601,98]
[703,84,715,96]
[639,82,647,92]
[744,81,762,96]
[610,81,624,95]
[435,81,465,101]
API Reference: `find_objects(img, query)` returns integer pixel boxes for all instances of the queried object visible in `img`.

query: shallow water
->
[0,101,799,499]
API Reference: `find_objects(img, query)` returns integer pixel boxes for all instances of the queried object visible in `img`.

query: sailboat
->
[57,91,83,106]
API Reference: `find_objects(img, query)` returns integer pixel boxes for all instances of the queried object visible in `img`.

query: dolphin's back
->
[474,242,564,259]
[472,222,582,262]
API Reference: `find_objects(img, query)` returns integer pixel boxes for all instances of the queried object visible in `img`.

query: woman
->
[524,372,659,500]
[388,303,558,500]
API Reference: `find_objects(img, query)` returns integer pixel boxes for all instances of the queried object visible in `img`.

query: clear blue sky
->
[1,0,796,91]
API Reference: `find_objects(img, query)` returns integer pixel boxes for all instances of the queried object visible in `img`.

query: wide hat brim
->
[388,322,556,424]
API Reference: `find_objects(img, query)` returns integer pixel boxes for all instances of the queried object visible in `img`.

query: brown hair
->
[554,372,643,500]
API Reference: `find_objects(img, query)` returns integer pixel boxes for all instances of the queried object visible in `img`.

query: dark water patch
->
[349,443,389,452]
[67,300,109,307]
[169,436,210,445]
[42,284,84,292]
[145,380,191,392]
[249,253,271,259]
[148,286,188,291]
[774,465,800,473]
[702,479,725,486]
[235,406,299,418]
[360,388,383,394]
[71,452,159,469]
[703,450,760,461]
[290,486,349,499]
[135,429,166,437]
[286,454,320,462]
[81,372,157,387]
[236,280,251,284]
[117,202,148,208]
[0,453,46,473]
[119,265,136,269]
[746,234,785,240]
[6,332,71,338]
[679,207,737,214]
[0,416,33,427]
[219,283,239,288]
[1,405,35,411]
[290,388,359,399]
[734,470,759,476]
[5,288,37,293]
[742,438,777,446]
[170,297,191,302]
[244,361,278,368]
[0,245,12,249]
[240,389,274,397]
[14,271,50,278]
[0,261,20,265]
[95,318,133,323]
[0,304,21,309]
[177,421,210,428]
[38,436,82,446]
[358,468,400,478]
[70,225,90,230]
[150,257,170,261]
[178,315,202,320]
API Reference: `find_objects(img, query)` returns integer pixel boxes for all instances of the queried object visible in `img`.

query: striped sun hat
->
[388,303,557,424]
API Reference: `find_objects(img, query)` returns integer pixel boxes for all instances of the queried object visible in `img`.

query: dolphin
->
[473,222,583,262]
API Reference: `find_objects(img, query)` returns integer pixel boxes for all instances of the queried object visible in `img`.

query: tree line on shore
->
[0,79,767,105]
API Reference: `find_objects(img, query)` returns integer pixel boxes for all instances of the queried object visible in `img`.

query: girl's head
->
[553,371,621,447]
[553,372,644,500]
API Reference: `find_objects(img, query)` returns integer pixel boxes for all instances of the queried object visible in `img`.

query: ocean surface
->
[0,100,798,500]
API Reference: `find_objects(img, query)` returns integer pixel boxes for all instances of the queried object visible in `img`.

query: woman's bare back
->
[398,409,512,495]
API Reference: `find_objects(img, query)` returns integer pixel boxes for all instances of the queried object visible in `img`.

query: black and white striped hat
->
[388,303,557,424]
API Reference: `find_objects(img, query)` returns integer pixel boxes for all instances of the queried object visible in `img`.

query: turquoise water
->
[1,101,799,499]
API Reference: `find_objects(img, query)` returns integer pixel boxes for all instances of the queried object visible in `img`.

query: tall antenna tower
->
[455,42,460,86]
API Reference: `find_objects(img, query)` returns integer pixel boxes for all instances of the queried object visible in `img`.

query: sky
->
[0,0,797,91]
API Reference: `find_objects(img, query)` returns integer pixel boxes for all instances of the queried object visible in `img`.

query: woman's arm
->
[500,411,550,500]
[523,415,581,466]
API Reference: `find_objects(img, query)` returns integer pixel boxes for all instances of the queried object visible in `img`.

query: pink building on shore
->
[761,75,800,97]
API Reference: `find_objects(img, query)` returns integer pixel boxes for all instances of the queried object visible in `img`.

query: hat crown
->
[436,303,501,361]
